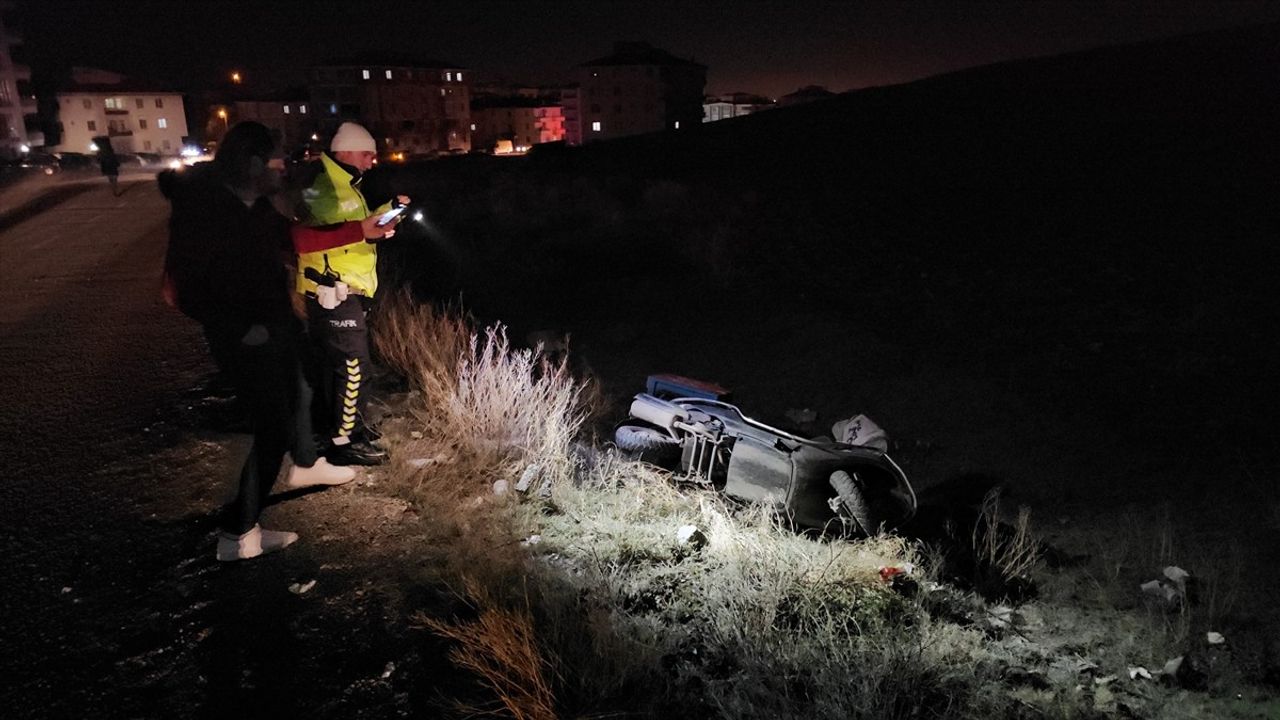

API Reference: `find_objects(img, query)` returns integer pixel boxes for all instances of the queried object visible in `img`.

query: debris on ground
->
[676,525,707,549]
[288,579,317,595]
[1140,565,1192,609]
[516,463,542,493]
[831,414,889,451]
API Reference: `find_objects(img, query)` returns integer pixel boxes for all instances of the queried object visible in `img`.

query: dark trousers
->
[305,295,372,441]
[212,323,317,535]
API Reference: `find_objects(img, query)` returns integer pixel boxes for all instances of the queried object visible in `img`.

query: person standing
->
[94,136,120,196]
[290,122,407,466]
[161,121,355,562]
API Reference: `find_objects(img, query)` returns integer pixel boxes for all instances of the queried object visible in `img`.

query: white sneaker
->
[216,524,298,562]
[281,458,356,491]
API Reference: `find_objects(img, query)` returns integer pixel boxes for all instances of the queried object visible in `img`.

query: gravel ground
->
[0,178,458,719]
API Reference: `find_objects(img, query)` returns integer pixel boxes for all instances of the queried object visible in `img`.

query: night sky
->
[16,0,1280,98]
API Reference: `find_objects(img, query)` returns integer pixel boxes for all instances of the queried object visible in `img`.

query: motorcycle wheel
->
[829,470,882,536]
[614,424,682,468]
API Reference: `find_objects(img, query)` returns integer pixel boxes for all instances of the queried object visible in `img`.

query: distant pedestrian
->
[290,122,409,466]
[160,121,355,562]
[94,136,120,196]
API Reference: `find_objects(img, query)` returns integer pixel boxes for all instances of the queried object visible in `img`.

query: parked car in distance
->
[17,152,60,174]
[53,152,95,170]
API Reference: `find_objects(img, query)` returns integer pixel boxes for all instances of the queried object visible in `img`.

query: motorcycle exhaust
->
[629,393,688,431]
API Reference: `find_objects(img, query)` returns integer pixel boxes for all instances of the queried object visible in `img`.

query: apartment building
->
[470,96,564,153]
[232,95,314,151]
[0,1,38,157]
[703,92,774,123]
[52,68,188,154]
[564,41,706,145]
[308,53,470,155]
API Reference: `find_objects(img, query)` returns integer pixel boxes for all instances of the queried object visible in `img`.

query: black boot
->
[326,439,388,466]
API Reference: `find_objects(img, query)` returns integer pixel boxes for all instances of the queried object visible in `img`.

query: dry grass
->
[371,297,1022,718]
[372,297,1274,720]
[417,578,558,720]
[373,290,588,503]
[972,489,1041,592]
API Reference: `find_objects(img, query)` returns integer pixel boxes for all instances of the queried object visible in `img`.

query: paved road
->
[0,178,448,718]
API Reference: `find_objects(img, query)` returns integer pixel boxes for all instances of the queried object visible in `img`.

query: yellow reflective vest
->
[292,153,389,297]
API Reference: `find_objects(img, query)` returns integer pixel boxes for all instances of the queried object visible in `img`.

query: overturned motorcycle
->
[614,393,918,536]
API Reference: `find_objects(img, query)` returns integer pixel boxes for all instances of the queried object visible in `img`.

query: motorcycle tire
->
[614,424,682,468]
[829,469,882,536]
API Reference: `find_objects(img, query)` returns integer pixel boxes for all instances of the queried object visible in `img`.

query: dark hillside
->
[374,22,1280,510]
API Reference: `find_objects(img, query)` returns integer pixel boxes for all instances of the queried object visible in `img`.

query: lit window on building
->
[385,69,393,79]
[283,105,291,114]
[104,97,125,110]
[300,105,307,114]
[158,118,168,128]
[330,104,338,114]
[457,72,463,82]
[446,71,453,81]
[362,69,371,80]
[470,123,476,131]
[592,121,602,132]
[674,121,680,129]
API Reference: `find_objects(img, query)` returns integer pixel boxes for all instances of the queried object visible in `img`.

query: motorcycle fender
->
[723,434,792,508]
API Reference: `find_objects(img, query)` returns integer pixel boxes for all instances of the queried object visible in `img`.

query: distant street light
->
[217,108,229,131]
[231,71,242,84]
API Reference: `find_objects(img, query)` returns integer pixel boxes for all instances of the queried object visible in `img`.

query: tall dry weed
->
[417,578,558,720]
[373,291,588,499]
[972,489,1041,596]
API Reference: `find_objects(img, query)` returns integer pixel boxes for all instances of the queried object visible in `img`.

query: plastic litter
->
[288,579,317,595]
[878,563,916,582]
[676,525,708,548]
[1163,565,1190,589]
[832,414,889,451]
[1128,666,1153,681]
[1140,565,1193,608]
[1206,631,1225,645]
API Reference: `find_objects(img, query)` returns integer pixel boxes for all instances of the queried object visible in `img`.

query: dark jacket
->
[158,164,295,340]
